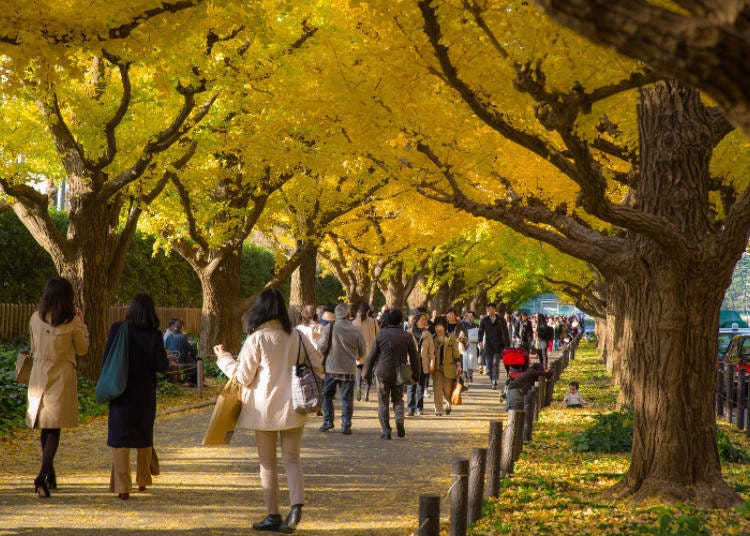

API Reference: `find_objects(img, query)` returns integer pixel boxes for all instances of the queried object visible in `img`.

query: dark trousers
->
[486,351,501,386]
[406,371,429,412]
[321,374,354,429]
[376,379,405,433]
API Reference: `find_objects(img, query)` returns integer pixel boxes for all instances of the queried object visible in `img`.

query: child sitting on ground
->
[562,381,586,408]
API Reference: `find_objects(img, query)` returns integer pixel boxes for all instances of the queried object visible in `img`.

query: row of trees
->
[1,0,749,506]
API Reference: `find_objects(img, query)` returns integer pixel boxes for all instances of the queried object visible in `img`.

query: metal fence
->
[0,303,203,340]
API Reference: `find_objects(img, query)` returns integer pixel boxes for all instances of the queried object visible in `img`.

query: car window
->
[741,339,750,360]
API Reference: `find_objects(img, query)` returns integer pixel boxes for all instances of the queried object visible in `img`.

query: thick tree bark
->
[289,243,318,311]
[196,250,244,358]
[606,82,742,506]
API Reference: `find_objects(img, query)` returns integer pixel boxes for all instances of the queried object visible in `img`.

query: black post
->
[418,494,440,536]
[717,363,724,418]
[467,448,487,525]
[450,459,469,536]
[725,363,735,423]
[486,421,503,498]
[738,369,747,431]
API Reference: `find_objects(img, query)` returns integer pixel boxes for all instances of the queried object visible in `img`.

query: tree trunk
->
[608,82,742,506]
[289,243,318,311]
[196,250,244,358]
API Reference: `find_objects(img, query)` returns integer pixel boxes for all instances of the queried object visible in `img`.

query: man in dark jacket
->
[478,303,510,390]
[164,319,197,385]
[362,309,419,440]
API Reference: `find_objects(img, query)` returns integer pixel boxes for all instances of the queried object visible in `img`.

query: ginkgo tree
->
[0,0,233,377]
[354,0,750,506]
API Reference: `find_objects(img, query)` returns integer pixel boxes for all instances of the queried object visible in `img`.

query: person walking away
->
[105,293,170,500]
[26,277,89,498]
[362,309,419,439]
[296,304,322,346]
[214,288,323,533]
[563,381,587,408]
[352,302,378,402]
[431,317,462,416]
[534,313,553,369]
[406,313,435,416]
[478,303,510,389]
[518,311,533,352]
[505,363,554,411]
[318,303,366,434]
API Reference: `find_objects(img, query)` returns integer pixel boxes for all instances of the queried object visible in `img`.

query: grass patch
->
[470,343,750,536]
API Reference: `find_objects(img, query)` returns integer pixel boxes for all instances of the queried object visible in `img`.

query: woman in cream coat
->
[214,288,323,534]
[26,277,89,498]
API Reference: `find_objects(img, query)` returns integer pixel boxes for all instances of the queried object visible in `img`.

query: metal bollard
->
[467,448,487,525]
[486,421,503,498]
[196,358,204,399]
[418,494,440,536]
[450,459,469,536]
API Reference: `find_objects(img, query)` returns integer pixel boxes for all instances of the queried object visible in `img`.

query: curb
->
[156,398,217,418]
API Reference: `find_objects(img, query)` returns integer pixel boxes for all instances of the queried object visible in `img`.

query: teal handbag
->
[95,323,130,404]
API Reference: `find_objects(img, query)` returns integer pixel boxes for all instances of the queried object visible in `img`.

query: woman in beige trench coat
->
[26,277,89,498]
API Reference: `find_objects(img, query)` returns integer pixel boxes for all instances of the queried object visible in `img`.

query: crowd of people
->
[23,275,587,533]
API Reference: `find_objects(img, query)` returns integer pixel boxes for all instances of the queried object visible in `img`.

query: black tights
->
[38,428,60,482]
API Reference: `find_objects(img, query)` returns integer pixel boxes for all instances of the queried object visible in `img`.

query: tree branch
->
[95,54,132,173]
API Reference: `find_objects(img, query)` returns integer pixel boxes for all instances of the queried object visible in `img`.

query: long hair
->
[38,277,76,327]
[126,293,160,329]
[357,302,371,322]
[243,288,292,334]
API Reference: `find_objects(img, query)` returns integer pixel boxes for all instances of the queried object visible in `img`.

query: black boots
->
[252,514,282,531]
[34,476,50,498]
[279,504,302,534]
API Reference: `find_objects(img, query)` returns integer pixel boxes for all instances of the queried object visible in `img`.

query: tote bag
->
[292,330,322,414]
[395,360,413,386]
[202,376,244,445]
[95,323,129,404]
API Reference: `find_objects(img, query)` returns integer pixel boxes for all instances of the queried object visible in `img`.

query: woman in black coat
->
[104,293,169,500]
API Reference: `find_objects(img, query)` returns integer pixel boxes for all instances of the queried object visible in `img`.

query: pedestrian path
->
[0,372,512,535]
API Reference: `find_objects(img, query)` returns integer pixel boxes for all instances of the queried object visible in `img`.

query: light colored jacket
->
[352,316,378,365]
[412,328,435,374]
[26,311,89,428]
[318,319,366,375]
[217,320,323,431]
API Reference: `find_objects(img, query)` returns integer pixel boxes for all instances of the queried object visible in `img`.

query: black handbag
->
[291,330,322,414]
[395,360,413,386]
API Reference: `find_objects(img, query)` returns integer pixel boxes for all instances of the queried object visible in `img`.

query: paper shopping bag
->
[202,377,243,445]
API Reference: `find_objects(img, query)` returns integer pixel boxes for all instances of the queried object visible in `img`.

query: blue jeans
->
[406,372,429,413]
[321,374,354,429]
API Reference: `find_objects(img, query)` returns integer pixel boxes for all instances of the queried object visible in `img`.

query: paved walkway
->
[0,372,511,535]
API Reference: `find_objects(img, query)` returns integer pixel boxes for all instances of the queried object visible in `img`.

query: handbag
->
[95,323,129,404]
[291,330,322,414]
[15,351,33,384]
[451,380,463,405]
[202,376,244,445]
[395,360,413,386]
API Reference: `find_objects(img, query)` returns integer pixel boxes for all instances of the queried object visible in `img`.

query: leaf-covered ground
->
[471,344,750,536]
[2,344,748,535]
[0,366,502,535]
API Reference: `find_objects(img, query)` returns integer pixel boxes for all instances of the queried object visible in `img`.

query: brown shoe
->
[138,486,146,492]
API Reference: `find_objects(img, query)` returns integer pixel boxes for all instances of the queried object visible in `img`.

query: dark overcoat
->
[104,321,169,448]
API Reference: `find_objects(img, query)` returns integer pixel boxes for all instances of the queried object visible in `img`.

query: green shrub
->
[571,405,634,453]
[717,428,750,463]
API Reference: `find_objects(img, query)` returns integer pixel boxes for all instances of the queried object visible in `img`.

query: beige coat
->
[26,312,89,428]
[218,320,324,431]
[352,316,378,365]
[415,329,435,374]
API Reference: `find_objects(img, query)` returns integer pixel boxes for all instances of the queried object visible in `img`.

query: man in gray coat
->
[318,303,366,434]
